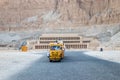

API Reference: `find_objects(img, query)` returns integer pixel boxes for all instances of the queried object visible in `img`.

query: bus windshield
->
[51,46,61,50]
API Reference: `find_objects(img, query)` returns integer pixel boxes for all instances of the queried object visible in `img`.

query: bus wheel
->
[49,60,52,62]
[58,60,61,62]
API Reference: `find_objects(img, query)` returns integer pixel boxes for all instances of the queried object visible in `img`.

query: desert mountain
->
[0,0,120,31]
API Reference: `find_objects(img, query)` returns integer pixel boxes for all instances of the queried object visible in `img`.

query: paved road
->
[8,51,120,80]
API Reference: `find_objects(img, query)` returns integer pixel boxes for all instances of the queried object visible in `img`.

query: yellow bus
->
[48,43,65,62]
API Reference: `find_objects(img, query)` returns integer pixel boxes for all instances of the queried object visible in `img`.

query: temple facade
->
[27,34,100,50]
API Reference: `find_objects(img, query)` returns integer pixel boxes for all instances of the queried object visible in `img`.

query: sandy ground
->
[84,51,120,63]
[4,50,120,80]
[0,50,120,80]
[0,50,46,80]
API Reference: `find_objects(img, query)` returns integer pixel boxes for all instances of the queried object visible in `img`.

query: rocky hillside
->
[0,0,120,31]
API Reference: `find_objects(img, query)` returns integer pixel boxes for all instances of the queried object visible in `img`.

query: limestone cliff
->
[53,0,120,25]
[0,0,120,31]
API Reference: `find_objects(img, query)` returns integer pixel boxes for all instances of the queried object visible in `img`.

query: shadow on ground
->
[7,51,120,80]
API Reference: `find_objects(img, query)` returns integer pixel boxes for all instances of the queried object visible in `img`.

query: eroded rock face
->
[0,0,120,31]
[54,0,120,25]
